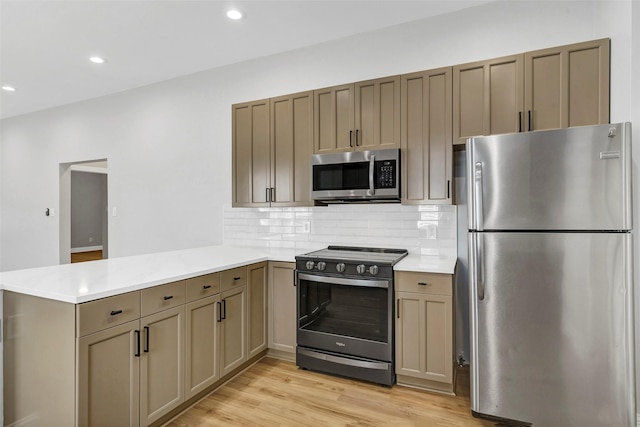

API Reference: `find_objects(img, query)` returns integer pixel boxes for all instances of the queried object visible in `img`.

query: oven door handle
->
[297,272,389,289]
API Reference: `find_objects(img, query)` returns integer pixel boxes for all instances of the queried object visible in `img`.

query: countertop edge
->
[1,246,457,303]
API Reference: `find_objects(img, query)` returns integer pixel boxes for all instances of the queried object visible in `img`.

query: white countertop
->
[0,245,456,304]
[394,253,457,275]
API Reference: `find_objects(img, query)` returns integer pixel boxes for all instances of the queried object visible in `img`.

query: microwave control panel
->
[375,160,396,188]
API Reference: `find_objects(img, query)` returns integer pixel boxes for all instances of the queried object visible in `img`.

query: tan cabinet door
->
[401,67,452,204]
[220,285,248,376]
[270,91,313,206]
[314,84,355,153]
[248,262,268,358]
[453,54,524,145]
[525,38,609,131]
[268,262,296,353]
[78,320,141,427]
[140,306,185,426]
[185,294,220,400]
[354,76,401,151]
[232,99,270,206]
[395,291,453,384]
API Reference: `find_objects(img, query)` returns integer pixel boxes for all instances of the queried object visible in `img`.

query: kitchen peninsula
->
[1,244,455,427]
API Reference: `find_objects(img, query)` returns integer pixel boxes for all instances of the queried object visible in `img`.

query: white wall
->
[1,0,631,271]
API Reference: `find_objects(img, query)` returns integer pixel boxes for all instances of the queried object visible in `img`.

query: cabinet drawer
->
[77,291,140,337]
[186,273,220,302]
[395,271,452,295]
[141,280,186,317]
[221,267,247,292]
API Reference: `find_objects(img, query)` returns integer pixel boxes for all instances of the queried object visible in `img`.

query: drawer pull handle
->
[203,285,212,289]
[163,295,174,301]
[418,282,429,286]
[110,310,123,316]
[233,277,241,281]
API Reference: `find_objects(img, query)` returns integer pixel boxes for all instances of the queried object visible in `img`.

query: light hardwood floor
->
[71,250,103,263]
[166,357,495,427]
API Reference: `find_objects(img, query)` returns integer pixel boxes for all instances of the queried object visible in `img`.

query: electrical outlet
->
[426,224,437,239]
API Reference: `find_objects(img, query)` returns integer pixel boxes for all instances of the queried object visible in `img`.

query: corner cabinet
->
[314,76,401,154]
[248,262,268,358]
[401,67,453,204]
[395,271,454,394]
[232,92,313,207]
[453,38,610,145]
[267,262,297,358]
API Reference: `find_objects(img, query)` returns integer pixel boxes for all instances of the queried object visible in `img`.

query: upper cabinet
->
[453,38,609,145]
[314,76,401,154]
[524,38,609,131]
[232,91,313,207]
[232,99,270,206]
[453,55,524,144]
[401,68,453,205]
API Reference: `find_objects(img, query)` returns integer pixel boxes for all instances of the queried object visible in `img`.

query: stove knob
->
[305,261,315,270]
[369,265,379,276]
[317,262,326,271]
[356,264,366,274]
[336,263,346,273]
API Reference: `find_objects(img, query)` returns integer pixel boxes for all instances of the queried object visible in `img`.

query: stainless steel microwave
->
[311,148,400,203]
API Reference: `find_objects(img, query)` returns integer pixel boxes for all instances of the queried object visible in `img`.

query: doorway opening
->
[59,160,108,264]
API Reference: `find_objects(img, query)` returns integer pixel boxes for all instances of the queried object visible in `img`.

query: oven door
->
[296,272,393,362]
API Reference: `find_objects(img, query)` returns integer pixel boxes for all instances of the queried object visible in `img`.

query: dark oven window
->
[312,162,370,191]
[298,278,389,343]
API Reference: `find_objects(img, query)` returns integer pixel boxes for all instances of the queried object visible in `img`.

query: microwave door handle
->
[369,155,375,196]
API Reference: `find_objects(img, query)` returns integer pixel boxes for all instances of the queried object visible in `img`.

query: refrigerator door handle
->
[477,233,485,300]
[474,162,484,231]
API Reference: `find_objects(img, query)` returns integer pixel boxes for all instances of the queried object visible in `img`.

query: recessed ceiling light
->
[226,9,244,20]
[2,86,16,92]
[89,56,107,64]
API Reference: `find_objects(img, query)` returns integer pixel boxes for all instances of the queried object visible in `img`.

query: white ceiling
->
[0,0,491,120]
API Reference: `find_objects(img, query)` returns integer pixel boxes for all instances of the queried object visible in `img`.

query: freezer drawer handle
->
[600,151,620,160]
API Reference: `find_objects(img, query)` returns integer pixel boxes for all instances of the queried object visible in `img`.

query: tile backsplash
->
[223,203,456,255]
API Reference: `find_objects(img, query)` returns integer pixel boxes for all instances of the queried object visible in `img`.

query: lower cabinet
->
[395,271,454,393]
[77,320,141,427]
[6,262,269,427]
[219,285,248,376]
[267,262,296,355]
[139,305,186,426]
[185,294,221,399]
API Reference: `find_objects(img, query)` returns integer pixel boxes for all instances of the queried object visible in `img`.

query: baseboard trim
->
[71,245,103,253]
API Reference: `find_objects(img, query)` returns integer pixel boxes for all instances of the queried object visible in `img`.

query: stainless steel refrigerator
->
[467,122,635,426]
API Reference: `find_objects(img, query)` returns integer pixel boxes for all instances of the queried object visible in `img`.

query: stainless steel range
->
[295,246,408,386]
